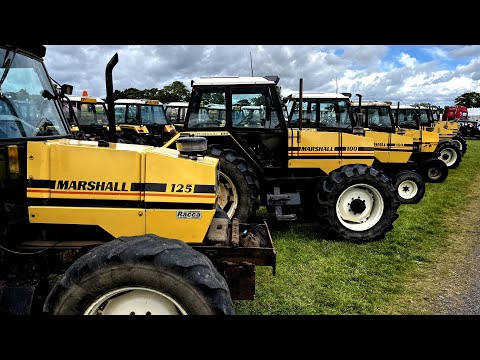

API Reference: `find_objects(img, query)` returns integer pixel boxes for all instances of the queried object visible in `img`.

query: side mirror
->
[61,84,73,96]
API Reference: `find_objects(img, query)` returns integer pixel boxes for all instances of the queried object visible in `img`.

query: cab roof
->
[192,76,279,86]
[65,95,105,103]
[291,92,350,100]
[164,101,189,107]
[350,101,393,107]
[114,99,163,105]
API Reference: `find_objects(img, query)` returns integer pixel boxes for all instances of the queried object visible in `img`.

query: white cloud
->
[399,52,417,68]
[43,45,480,107]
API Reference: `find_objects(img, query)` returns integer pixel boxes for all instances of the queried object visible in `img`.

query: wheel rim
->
[336,183,385,231]
[217,171,239,219]
[439,147,458,167]
[84,287,189,315]
[396,179,418,200]
[427,166,442,181]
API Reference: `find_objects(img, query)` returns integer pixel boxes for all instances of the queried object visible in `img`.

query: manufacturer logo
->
[176,211,202,219]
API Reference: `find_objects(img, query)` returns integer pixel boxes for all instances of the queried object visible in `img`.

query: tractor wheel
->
[452,135,467,155]
[206,145,260,222]
[392,170,425,204]
[314,164,400,243]
[437,141,462,169]
[43,235,235,315]
[418,158,448,183]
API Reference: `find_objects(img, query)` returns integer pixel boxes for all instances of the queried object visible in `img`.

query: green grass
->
[234,141,480,315]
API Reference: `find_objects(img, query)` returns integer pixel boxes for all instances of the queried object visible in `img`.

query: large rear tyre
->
[206,145,260,222]
[392,170,425,204]
[437,141,462,169]
[314,164,400,243]
[43,235,235,315]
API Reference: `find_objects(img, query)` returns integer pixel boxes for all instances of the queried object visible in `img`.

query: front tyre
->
[437,141,462,169]
[418,158,448,183]
[392,170,425,204]
[43,235,235,315]
[315,164,400,243]
[452,135,467,155]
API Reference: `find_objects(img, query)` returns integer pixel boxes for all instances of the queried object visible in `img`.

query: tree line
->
[455,92,480,107]
[113,81,191,103]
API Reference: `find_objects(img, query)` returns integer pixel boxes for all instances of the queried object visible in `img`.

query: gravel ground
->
[432,234,480,315]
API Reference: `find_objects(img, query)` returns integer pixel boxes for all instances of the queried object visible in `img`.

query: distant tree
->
[276,85,282,100]
[159,81,190,103]
[252,96,264,106]
[9,89,30,101]
[236,99,251,106]
[203,93,225,105]
[455,92,480,107]
[113,88,144,100]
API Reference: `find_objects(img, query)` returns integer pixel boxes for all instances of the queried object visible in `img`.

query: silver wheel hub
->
[84,287,188,315]
[216,172,238,219]
[336,184,385,231]
[397,179,418,200]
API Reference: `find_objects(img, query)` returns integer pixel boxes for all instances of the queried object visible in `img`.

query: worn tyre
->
[437,141,462,169]
[43,234,235,315]
[452,135,467,155]
[314,164,400,243]
[206,145,260,222]
[418,158,448,183]
[392,170,425,204]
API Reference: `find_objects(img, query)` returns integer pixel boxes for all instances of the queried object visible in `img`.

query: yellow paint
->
[80,97,97,103]
[287,130,374,173]
[146,99,160,105]
[398,129,439,153]
[27,206,215,243]
[28,206,146,237]
[365,130,413,163]
[145,209,215,243]
[119,124,150,134]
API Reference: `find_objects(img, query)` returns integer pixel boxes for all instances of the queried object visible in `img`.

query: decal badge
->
[176,211,202,219]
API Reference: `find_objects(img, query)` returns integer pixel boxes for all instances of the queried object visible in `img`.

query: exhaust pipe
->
[105,53,119,142]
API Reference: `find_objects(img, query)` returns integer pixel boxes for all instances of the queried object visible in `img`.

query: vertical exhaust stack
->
[105,53,119,142]
[353,93,365,135]
[298,78,303,131]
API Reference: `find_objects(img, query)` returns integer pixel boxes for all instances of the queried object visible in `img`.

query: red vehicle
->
[443,105,468,121]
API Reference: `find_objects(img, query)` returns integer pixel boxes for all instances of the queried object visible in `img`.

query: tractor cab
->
[114,98,177,146]
[61,92,115,140]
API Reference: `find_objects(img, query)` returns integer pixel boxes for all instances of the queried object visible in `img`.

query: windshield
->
[290,99,352,129]
[365,106,393,130]
[62,99,108,126]
[140,105,168,125]
[165,105,188,123]
[0,47,69,139]
[114,103,168,125]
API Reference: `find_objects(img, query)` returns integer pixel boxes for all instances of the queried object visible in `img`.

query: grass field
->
[234,140,480,315]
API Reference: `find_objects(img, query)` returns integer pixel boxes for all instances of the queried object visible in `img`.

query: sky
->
[43,45,480,107]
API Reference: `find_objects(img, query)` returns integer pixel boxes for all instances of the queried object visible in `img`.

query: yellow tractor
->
[285,93,428,204]
[164,78,401,243]
[60,92,121,140]
[164,101,189,130]
[391,104,462,170]
[0,45,275,315]
[418,104,467,155]
[113,98,177,146]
